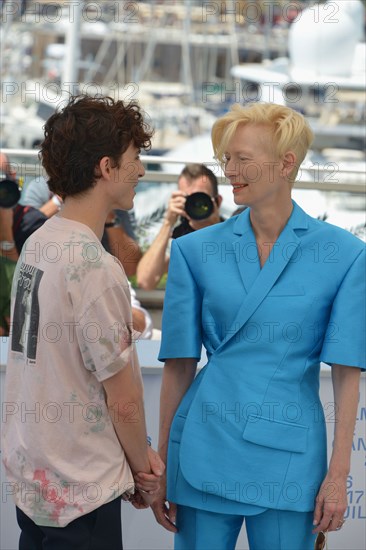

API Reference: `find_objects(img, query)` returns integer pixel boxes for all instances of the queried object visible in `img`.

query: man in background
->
[137,163,223,290]
[0,152,18,335]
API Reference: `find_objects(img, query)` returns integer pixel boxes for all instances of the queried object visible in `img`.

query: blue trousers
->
[175,505,316,550]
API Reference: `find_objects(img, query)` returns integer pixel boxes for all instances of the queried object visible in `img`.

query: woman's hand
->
[151,472,178,533]
[313,472,347,533]
[313,365,360,534]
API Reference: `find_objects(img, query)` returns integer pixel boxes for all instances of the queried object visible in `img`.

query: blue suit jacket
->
[159,201,365,513]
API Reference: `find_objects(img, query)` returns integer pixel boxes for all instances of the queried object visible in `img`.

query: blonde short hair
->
[211,103,313,182]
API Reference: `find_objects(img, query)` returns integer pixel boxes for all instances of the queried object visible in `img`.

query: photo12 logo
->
[1,1,140,24]
[201,2,305,24]
[202,81,339,105]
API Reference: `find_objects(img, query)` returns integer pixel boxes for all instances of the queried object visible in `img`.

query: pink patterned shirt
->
[2,216,139,526]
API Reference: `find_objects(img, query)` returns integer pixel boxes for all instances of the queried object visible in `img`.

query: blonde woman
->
[151,103,365,549]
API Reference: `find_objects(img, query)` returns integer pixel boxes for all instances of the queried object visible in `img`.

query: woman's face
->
[224,124,292,208]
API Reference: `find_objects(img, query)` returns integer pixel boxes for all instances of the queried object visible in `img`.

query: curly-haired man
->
[2,95,163,550]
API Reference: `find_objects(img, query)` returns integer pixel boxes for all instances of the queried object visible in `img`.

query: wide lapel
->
[232,209,260,294]
[217,201,309,352]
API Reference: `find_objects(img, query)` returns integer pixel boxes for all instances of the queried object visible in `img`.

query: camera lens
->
[0,178,21,209]
[185,192,214,220]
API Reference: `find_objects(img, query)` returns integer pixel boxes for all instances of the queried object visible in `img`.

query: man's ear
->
[281,151,297,179]
[98,156,112,180]
[215,194,223,209]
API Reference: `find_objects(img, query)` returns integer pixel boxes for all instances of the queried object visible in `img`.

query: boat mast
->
[61,0,81,93]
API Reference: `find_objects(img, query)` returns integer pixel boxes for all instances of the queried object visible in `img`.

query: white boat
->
[230,0,366,151]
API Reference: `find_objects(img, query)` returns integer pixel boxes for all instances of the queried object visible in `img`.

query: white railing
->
[1,148,366,193]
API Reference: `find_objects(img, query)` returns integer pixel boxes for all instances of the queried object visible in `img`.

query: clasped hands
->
[128,447,165,509]
[128,448,178,533]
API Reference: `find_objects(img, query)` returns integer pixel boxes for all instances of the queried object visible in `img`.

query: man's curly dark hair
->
[40,95,153,198]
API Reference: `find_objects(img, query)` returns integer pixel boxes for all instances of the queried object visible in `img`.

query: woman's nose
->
[224,158,236,177]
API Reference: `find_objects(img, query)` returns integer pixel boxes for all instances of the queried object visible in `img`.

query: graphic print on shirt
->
[11,262,44,362]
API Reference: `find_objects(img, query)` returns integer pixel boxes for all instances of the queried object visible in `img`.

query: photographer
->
[137,164,223,290]
[12,176,60,255]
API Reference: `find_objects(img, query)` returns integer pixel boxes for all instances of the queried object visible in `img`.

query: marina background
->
[1,0,365,236]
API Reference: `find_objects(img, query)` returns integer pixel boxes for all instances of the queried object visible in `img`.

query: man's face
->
[178,175,215,198]
[109,142,145,210]
[0,154,16,180]
[176,174,222,230]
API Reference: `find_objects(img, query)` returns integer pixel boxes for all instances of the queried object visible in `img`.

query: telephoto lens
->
[184,192,214,220]
[0,176,21,209]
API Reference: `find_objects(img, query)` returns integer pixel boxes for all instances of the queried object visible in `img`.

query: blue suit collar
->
[233,200,309,237]
[218,200,309,352]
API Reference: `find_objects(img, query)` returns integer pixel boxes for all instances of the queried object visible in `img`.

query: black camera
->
[0,173,21,209]
[184,192,214,220]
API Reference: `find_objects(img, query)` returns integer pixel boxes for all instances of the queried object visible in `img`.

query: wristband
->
[0,240,16,251]
[52,195,62,209]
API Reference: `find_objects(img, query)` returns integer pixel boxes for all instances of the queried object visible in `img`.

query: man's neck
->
[60,193,109,241]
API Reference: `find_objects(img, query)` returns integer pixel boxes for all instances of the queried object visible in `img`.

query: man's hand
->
[134,447,165,494]
[131,447,165,508]
[129,491,149,509]
[164,191,187,226]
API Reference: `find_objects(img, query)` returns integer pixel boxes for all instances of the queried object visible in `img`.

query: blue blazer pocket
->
[268,284,305,297]
[243,415,308,453]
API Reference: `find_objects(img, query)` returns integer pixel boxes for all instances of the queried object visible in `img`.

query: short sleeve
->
[320,248,365,370]
[76,284,137,382]
[129,282,153,339]
[158,239,202,361]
